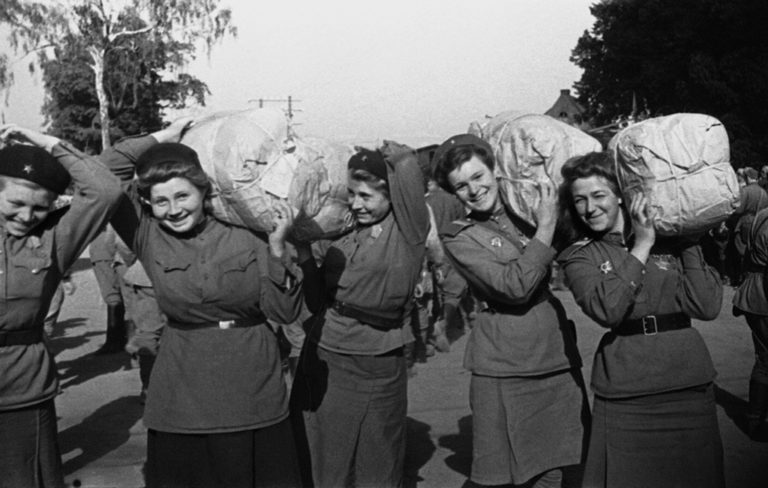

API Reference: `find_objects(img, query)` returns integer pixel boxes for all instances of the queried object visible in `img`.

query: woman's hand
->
[533,177,558,246]
[0,124,60,152]
[629,193,656,263]
[151,116,195,144]
[268,199,296,259]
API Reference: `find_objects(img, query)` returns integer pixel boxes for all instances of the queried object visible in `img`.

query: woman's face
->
[149,177,206,234]
[447,155,499,214]
[570,175,623,234]
[348,179,391,226]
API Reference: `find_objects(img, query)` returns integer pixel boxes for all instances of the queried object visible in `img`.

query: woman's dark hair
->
[433,144,495,194]
[136,159,213,204]
[348,168,390,200]
[557,151,622,243]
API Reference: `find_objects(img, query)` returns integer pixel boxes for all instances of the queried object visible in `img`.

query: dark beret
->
[0,144,71,194]
[348,148,388,182]
[136,142,201,176]
[433,133,494,169]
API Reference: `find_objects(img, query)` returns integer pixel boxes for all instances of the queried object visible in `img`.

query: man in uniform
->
[0,125,121,487]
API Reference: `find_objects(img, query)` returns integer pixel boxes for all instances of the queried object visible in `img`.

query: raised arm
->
[387,151,429,246]
[560,245,646,327]
[0,124,122,272]
[676,243,723,320]
[442,228,555,306]
[103,117,194,250]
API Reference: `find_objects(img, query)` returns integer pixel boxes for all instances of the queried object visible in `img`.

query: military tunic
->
[559,233,720,398]
[293,151,429,488]
[559,233,725,488]
[104,136,303,434]
[440,209,586,485]
[0,142,122,410]
[0,142,122,488]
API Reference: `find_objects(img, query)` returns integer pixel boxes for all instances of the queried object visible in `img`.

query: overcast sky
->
[0,0,596,146]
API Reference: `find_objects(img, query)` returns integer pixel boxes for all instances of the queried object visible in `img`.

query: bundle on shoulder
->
[610,113,740,235]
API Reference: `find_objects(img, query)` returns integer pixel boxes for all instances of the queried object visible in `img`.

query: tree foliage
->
[0,0,236,150]
[571,0,768,165]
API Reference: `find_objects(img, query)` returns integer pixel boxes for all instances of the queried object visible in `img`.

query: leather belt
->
[0,329,44,347]
[331,301,404,330]
[615,313,691,336]
[167,315,266,330]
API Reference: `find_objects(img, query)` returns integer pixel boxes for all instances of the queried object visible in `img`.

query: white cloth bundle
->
[610,113,740,235]
[481,113,602,226]
[180,108,355,241]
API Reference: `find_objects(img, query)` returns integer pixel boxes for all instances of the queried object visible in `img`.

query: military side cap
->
[348,148,388,182]
[433,133,494,169]
[136,142,202,176]
[0,144,71,194]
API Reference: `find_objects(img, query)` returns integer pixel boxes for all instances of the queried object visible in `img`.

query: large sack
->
[467,110,532,139]
[610,113,740,235]
[482,113,602,226]
[289,137,356,241]
[180,108,355,241]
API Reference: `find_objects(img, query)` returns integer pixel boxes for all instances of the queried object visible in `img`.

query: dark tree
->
[40,13,209,153]
[1,0,235,150]
[571,0,768,165]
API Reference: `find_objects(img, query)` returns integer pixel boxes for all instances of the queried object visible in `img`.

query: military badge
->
[599,260,613,274]
[491,237,502,247]
[652,254,673,271]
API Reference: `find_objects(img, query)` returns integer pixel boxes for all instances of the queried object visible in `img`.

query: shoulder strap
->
[440,218,474,238]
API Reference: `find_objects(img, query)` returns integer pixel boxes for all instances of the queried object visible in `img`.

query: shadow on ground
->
[438,415,472,478]
[51,320,134,390]
[404,417,437,488]
[59,395,144,475]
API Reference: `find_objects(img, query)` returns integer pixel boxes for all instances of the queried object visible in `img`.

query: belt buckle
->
[218,320,235,330]
[642,315,658,336]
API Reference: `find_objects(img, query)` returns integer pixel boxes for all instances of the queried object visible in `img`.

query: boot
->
[747,379,768,440]
[93,303,127,355]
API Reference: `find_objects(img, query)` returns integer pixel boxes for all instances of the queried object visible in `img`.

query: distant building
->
[545,89,588,129]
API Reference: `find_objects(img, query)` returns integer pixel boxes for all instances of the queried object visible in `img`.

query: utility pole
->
[247,95,302,136]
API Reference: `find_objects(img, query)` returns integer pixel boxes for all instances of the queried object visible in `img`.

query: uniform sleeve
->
[388,153,429,246]
[52,142,123,272]
[560,244,647,327]
[443,231,555,306]
[257,237,304,324]
[102,136,158,254]
[677,244,723,320]
[100,135,158,187]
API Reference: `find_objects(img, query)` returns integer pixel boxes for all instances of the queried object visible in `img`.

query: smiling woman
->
[0,125,122,488]
[557,151,725,488]
[0,177,57,236]
[290,146,429,487]
[432,133,588,487]
[103,119,306,488]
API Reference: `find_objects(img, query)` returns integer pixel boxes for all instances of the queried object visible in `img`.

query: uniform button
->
[32,269,39,274]
[0,270,3,274]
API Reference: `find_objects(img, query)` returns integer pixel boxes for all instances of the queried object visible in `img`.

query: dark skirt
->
[145,418,301,488]
[469,370,589,485]
[0,399,65,488]
[291,342,408,488]
[583,383,724,488]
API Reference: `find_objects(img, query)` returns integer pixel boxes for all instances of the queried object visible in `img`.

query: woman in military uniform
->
[0,125,122,488]
[104,120,304,488]
[289,146,429,488]
[432,134,588,488]
[558,151,724,488]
